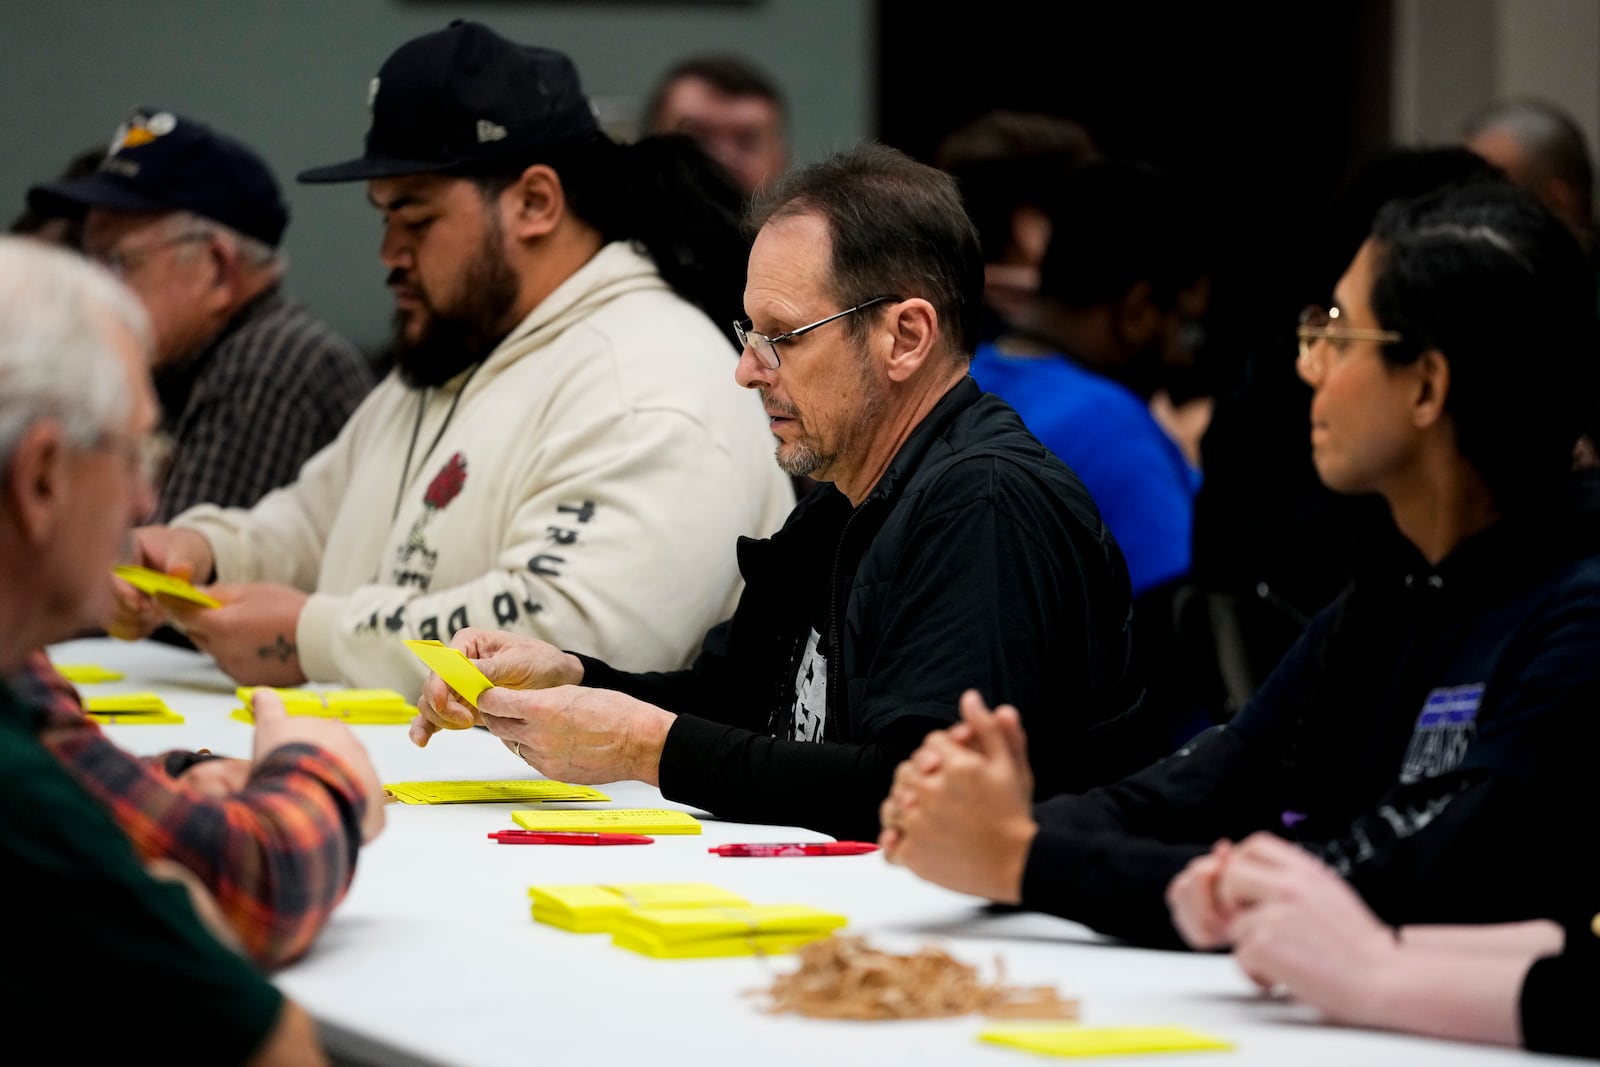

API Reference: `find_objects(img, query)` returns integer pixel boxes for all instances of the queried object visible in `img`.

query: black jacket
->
[1021,471,1600,946]
[580,376,1153,839]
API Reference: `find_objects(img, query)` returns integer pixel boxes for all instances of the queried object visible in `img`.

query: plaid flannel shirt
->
[152,287,375,523]
[19,649,367,969]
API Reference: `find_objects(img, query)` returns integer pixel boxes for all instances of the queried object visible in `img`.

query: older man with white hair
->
[0,235,380,1061]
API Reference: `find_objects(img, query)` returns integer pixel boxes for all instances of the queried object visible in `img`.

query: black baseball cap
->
[297,20,602,184]
[27,108,289,247]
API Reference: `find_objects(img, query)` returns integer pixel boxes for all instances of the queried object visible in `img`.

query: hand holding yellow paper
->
[112,564,221,609]
[404,639,494,708]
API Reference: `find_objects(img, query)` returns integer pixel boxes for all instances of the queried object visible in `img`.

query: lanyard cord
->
[391,360,487,523]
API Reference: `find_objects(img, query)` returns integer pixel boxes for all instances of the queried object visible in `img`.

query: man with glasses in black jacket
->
[411,143,1164,840]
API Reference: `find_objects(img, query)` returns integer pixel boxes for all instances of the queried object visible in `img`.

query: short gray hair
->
[165,211,286,273]
[0,236,151,471]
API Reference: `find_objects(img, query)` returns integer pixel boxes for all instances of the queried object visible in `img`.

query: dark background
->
[875,0,1396,396]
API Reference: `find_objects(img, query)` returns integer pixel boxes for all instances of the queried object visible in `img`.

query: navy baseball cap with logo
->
[297,20,601,184]
[27,108,289,247]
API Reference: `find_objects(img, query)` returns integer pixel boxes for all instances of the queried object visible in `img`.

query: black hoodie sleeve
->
[658,713,947,840]
[1014,608,1337,946]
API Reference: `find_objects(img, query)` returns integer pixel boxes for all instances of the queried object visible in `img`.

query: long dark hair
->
[469,132,751,340]
[1367,181,1599,509]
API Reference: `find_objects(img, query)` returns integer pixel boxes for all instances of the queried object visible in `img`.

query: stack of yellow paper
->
[384,780,611,804]
[611,904,848,959]
[53,663,124,684]
[85,693,185,725]
[510,808,702,835]
[528,883,750,933]
[978,1025,1235,1057]
[231,687,417,724]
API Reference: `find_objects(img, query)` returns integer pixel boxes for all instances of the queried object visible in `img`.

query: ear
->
[1410,349,1451,428]
[2,420,71,546]
[880,298,940,383]
[500,164,564,241]
[202,234,242,304]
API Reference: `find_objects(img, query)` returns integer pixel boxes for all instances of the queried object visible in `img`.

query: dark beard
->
[386,239,521,389]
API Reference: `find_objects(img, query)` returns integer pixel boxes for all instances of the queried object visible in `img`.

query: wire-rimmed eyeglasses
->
[733,295,901,369]
[1296,304,1402,374]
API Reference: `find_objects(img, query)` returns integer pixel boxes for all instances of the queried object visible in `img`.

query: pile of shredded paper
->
[752,935,1079,1021]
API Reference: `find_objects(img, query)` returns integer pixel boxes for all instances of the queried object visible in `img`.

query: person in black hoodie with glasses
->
[880,180,1600,952]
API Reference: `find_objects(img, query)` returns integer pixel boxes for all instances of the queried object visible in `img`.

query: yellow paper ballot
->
[611,904,847,959]
[231,706,417,725]
[978,1025,1235,1058]
[511,808,702,835]
[85,693,184,724]
[528,883,749,933]
[403,639,494,708]
[234,687,417,723]
[53,664,124,684]
[112,564,221,608]
[384,780,610,804]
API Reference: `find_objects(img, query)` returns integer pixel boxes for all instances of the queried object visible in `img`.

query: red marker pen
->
[707,841,880,857]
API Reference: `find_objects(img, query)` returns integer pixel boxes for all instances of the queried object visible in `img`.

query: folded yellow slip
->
[402,639,494,708]
[610,904,847,959]
[112,564,221,608]
[528,883,750,933]
[978,1025,1235,1057]
[385,780,611,805]
[53,664,124,684]
[85,693,184,725]
[511,808,701,835]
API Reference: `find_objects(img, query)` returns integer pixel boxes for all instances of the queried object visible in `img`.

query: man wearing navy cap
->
[29,109,374,522]
[108,23,791,695]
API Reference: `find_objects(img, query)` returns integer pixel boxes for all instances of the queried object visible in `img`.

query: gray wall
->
[0,0,873,353]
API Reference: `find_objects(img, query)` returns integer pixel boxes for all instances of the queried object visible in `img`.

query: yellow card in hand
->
[113,564,221,608]
[403,639,493,708]
[978,1025,1235,1058]
[511,809,702,835]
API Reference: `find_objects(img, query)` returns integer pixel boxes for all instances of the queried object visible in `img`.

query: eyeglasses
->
[733,295,901,369]
[1295,304,1402,374]
[92,230,212,278]
[85,431,168,484]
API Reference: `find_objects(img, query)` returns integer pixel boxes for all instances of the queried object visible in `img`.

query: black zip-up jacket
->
[579,377,1153,840]
[1020,470,1600,947]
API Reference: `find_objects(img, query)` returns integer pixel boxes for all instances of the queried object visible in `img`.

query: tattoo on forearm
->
[257,634,297,662]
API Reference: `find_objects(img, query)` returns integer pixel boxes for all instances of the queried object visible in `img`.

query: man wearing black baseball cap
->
[28,108,374,523]
[110,22,791,695]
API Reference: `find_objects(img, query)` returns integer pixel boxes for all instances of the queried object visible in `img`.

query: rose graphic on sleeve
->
[396,452,468,581]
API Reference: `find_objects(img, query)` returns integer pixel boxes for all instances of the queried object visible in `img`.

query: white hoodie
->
[173,242,794,693]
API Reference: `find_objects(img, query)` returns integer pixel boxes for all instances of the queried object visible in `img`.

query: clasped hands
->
[409,627,674,787]
[1166,831,1404,1020]
[878,689,1039,904]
